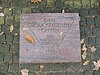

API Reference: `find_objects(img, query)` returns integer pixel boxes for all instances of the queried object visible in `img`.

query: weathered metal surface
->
[20,13,81,63]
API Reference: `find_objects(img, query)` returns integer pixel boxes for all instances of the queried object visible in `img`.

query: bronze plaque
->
[20,13,81,63]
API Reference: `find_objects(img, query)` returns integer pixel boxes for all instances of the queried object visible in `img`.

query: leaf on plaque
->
[82,51,87,59]
[82,44,87,51]
[31,0,41,3]
[90,46,96,53]
[10,25,14,32]
[83,60,90,65]
[93,59,100,71]
[80,38,84,44]
[24,34,35,44]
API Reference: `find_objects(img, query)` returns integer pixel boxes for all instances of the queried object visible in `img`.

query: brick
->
[55,0,63,8]
[29,72,36,75]
[13,53,19,63]
[0,63,8,72]
[47,0,55,7]
[50,63,60,71]
[46,72,55,75]
[55,72,65,75]
[4,8,12,16]
[0,34,5,44]
[29,64,39,72]
[4,53,12,63]
[0,44,9,53]
[22,8,31,13]
[61,63,71,71]
[84,71,93,75]
[5,16,13,25]
[0,17,4,25]
[10,43,19,53]
[8,63,19,72]
[13,8,22,16]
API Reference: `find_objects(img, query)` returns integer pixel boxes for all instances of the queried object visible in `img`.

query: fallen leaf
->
[82,51,87,59]
[80,38,84,44]
[10,25,14,32]
[82,44,87,51]
[40,64,44,69]
[21,69,29,75]
[24,34,35,44]
[0,13,4,17]
[90,46,96,53]
[83,60,90,65]
[0,32,4,36]
[31,0,41,3]
[93,59,100,71]
[62,9,65,13]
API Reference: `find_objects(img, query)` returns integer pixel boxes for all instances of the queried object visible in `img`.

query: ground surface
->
[0,0,100,75]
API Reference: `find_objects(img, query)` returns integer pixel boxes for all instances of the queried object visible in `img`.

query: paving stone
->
[4,53,12,63]
[52,7,62,13]
[86,17,95,26]
[0,53,4,62]
[10,43,19,53]
[90,52,100,60]
[95,17,100,26]
[89,8,98,16]
[50,63,60,71]
[19,63,30,70]
[55,72,65,75]
[13,8,22,16]
[29,64,40,72]
[96,45,100,52]
[13,34,19,43]
[13,53,19,63]
[84,70,93,75]
[0,17,4,25]
[93,27,100,37]
[44,64,51,71]
[5,16,13,26]
[47,0,55,7]
[96,36,100,44]
[74,72,83,75]
[0,63,8,72]
[84,26,93,36]
[36,72,45,75]
[40,7,52,13]
[46,72,55,75]
[15,72,21,75]
[61,63,71,71]
[0,44,9,53]
[65,71,74,75]
[88,37,96,45]
[7,72,15,75]
[29,72,36,75]
[4,8,12,16]
[0,72,6,75]
[55,0,63,8]
[0,34,6,44]
[6,34,13,44]
[2,25,10,34]
[95,70,100,75]
[79,9,89,17]
[8,63,19,72]
[22,8,32,13]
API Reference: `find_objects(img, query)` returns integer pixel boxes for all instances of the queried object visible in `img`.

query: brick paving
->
[0,0,100,75]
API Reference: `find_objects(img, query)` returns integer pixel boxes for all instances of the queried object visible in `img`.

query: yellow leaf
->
[90,46,96,53]
[93,59,100,70]
[82,44,87,51]
[24,34,35,44]
[83,60,90,65]
[82,51,87,59]
[10,25,14,32]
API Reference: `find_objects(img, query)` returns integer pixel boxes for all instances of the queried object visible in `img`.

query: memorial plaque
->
[20,13,81,63]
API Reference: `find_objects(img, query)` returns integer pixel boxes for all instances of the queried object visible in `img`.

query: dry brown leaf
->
[82,51,87,59]
[24,34,35,44]
[93,59,100,70]
[10,25,14,32]
[90,46,96,53]
[80,38,84,44]
[82,44,87,51]
[83,60,90,65]
[31,0,41,3]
